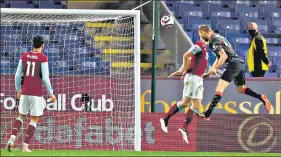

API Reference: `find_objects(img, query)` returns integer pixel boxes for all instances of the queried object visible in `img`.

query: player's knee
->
[192,104,200,110]
[16,116,24,123]
[18,114,26,121]
[30,116,40,123]
[180,103,188,108]
[237,87,243,94]
[180,98,190,108]
[236,86,246,94]
[29,120,38,128]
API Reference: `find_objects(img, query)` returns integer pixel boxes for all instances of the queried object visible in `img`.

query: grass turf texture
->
[1,150,281,156]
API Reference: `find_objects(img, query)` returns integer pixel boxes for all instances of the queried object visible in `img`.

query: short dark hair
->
[199,25,212,33]
[32,35,44,48]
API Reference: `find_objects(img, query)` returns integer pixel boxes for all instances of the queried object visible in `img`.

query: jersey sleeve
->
[41,62,53,95]
[20,54,24,60]
[41,55,48,63]
[211,38,223,57]
[188,45,202,55]
[15,59,23,92]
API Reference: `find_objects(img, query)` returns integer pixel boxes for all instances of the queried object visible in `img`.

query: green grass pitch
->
[1,150,281,156]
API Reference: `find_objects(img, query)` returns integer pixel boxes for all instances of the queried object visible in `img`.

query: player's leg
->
[178,75,203,143]
[182,79,203,133]
[22,116,40,152]
[160,97,190,133]
[22,96,45,152]
[235,71,271,112]
[183,99,201,131]
[160,75,192,133]
[179,98,201,144]
[6,95,29,152]
[196,67,240,119]
[196,79,229,119]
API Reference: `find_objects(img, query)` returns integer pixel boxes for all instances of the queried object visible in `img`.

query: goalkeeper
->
[160,38,208,144]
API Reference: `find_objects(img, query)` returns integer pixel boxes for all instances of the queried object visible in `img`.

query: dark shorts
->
[221,62,245,86]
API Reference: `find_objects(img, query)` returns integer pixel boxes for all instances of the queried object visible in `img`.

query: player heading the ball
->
[6,35,56,152]
[196,25,271,119]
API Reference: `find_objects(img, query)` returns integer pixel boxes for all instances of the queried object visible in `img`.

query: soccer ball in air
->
[161,15,174,28]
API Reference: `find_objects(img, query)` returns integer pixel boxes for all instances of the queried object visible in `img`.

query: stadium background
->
[1,0,281,155]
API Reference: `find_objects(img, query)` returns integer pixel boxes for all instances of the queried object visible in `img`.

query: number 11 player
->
[6,35,56,152]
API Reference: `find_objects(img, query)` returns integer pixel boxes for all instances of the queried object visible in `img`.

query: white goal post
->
[0,8,141,151]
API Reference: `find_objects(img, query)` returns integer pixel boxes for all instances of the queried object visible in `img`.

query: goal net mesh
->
[1,12,136,150]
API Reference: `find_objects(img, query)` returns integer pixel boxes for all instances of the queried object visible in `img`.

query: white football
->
[161,15,174,28]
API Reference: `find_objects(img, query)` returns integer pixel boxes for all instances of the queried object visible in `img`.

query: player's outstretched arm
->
[41,62,56,102]
[182,51,192,71]
[210,58,219,71]
[168,51,192,78]
[169,45,202,78]
[15,59,23,99]
[214,49,227,70]
[203,58,218,77]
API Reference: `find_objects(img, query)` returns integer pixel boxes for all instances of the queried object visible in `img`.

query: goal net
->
[0,8,141,151]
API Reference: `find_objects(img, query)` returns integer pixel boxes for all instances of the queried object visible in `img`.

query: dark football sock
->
[244,87,263,101]
[23,121,37,144]
[11,117,23,137]
[205,92,222,117]
[183,109,193,131]
[164,102,181,121]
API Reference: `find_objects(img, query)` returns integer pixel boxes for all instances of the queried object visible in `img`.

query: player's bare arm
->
[169,51,192,78]
[203,49,228,78]
[41,62,56,103]
[179,53,192,80]
[202,58,218,78]
[15,59,23,100]
[213,49,228,71]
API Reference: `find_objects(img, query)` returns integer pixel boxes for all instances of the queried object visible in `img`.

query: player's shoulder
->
[20,52,27,58]
[195,40,203,46]
[210,33,221,42]
[20,51,29,60]
[39,53,48,58]
[213,33,221,38]
[38,53,48,62]
[195,41,206,49]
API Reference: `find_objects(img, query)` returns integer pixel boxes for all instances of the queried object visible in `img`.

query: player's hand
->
[17,91,21,100]
[180,71,187,80]
[209,68,217,75]
[49,95,56,103]
[202,72,210,78]
[168,71,182,78]
[268,62,272,68]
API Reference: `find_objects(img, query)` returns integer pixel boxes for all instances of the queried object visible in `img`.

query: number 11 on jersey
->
[26,61,36,76]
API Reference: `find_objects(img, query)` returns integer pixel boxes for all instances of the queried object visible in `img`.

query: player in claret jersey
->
[6,35,56,152]
[160,38,208,144]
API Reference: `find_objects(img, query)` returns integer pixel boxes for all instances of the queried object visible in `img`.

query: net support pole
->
[134,10,141,151]
[151,0,159,112]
